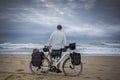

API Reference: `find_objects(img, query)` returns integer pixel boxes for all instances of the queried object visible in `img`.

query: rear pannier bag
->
[70,52,81,65]
[31,51,44,67]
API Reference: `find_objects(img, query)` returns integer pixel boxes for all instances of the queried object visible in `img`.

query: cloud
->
[0,0,120,42]
[83,0,96,10]
[64,23,105,37]
[63,19,120,39]
[65,0,96,10]
[0,0,97,25]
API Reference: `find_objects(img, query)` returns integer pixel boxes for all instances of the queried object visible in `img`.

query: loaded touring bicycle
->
[29,43,83,77]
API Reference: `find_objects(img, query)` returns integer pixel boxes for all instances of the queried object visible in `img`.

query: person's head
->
[57,25,62,30]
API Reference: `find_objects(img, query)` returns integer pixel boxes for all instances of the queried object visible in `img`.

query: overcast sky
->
[0,0,120,43]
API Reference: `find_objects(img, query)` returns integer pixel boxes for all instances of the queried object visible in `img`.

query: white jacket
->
[48,30,66,49]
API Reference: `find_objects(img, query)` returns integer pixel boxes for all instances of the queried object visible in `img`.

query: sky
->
[0,0,120,43]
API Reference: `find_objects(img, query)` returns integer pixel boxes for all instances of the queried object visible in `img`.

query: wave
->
[0,42,44,49]
[79,42,120,48]
[0,42,120,55]
[103,42,120,48]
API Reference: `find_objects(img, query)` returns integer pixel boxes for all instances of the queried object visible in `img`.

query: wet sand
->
[0,54,120,80]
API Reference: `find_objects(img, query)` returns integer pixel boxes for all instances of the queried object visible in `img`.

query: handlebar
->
[43,43,76,52]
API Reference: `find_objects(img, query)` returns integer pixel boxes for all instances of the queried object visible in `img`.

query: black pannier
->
[43,47,49,52]
[70,52,81,65]
[69,43,76,50]
[31,48,44,67]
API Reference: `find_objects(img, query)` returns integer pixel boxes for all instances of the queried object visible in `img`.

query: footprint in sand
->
[101,64,108,67]
[16,69,24,72]
[96,77,103,80]
[84,68,88,69]
[6,62,13,64]
[4,74,22,80]
[31,77,44,80]
[83,62,86,64]
[84,76,91,79]
[99,69,104,71]
[20,61,26,65]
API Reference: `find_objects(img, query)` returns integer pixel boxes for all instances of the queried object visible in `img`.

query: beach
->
[0,54,120,80]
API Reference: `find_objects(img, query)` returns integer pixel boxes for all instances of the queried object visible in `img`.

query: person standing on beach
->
[48,24,67,73]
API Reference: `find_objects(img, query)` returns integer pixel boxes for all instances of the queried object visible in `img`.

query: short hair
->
[57,25,62,30]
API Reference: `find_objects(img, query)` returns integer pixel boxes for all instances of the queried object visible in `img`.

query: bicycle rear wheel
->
[62,57,83,77]
[29,56,51,75]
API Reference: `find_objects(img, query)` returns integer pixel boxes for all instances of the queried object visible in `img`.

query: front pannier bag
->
[70,52,81,65]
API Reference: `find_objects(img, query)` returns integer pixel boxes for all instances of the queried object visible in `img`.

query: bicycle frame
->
[41,49,75,70]
[54,52,69,66]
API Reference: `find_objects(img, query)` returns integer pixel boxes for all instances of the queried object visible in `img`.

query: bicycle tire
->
[62,57,83,77]
[29,56,51,75]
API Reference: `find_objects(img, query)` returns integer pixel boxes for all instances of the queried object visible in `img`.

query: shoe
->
[41,71,47,73]
[56,69,62,73]
[49,69,53,72]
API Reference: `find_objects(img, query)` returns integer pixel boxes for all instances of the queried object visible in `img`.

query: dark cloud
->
[89,0,120,24]
[0,0,120,42]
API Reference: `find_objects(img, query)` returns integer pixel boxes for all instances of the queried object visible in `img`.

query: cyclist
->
[47,24,67,73]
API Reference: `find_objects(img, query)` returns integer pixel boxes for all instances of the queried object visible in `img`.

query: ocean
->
[0,41,120,56]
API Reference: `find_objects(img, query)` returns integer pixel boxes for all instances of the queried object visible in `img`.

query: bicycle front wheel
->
[62,57,83,77]
[29,56,51,75]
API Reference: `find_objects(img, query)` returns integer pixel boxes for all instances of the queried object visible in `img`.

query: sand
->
[0,54,120,80]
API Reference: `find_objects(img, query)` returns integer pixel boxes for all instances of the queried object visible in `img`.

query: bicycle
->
[29,43,83,77]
